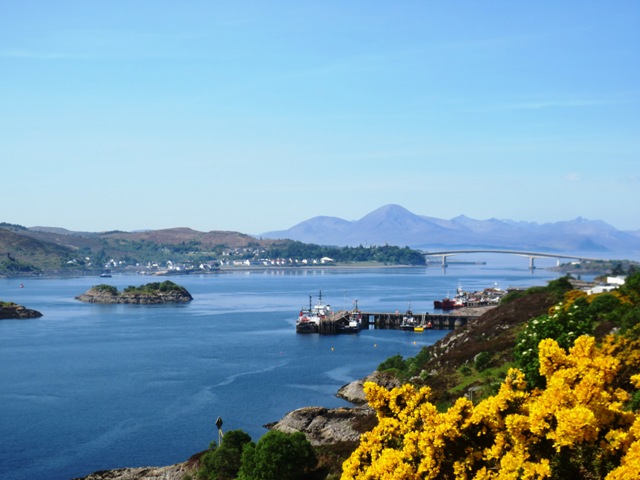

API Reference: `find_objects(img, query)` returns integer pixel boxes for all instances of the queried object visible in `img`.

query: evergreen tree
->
[238,430,316,480]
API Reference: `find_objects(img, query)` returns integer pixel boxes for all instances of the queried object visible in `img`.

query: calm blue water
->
[0,260,562,480]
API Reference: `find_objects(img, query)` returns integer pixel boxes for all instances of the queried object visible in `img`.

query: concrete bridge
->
[423,249,603,269]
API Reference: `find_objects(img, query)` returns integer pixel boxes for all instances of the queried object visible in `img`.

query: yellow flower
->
[342,334,640,480]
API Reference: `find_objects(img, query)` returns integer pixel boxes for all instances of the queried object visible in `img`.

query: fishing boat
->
[337,299,365,333]
[400,308,417,331]
[433,297,456,310]
[296,291,331,334]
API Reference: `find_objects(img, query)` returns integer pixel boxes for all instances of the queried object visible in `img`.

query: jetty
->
[315,307,492,334]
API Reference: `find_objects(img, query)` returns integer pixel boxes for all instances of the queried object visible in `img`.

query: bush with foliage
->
[342,273,640,479]
[92,284,118,295]
[197,429,252,480]
[194,429,317,480]
[514,297,594,389]
[500,275,574,306]
[238,430,317,480]
[377,347,431,381]
[342,335,640,479]
[123,280,188,294]
[515,272,640,389]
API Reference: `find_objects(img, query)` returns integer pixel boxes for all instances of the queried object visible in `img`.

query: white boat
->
[400,308,417,330]
[296,291,331,333]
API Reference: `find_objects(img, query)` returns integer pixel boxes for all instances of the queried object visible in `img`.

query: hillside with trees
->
[0,224,426,276]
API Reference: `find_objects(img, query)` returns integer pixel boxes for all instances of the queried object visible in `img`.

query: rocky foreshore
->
[335,370,401,404]
[0,303,43,319]
[264,371,401,446]
[264,405,375,446]
[72,457,200,480]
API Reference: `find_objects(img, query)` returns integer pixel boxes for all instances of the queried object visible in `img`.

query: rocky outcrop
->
[264,371,399,446]
[72,456,199,480]
[265,405,375,446]
[0,304,43,319]
[336,370,402,404]
[75,289,193,305]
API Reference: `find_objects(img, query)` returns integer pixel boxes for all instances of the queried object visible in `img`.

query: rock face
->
[265,371,399,446]
[0,304,43,319]
[265,405,375,446]
[336,370,402,404]
[75,289,193,305]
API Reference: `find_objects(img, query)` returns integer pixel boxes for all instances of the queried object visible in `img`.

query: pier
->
[360,311,475,329]
[315,309,486,334]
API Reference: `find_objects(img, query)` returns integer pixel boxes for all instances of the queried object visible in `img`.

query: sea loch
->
[0,260,564,480]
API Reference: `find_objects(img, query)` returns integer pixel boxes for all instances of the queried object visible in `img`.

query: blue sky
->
[1,1,639,234]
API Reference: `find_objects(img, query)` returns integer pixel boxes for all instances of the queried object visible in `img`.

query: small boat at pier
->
[336,299,365,333]
[296,291,332,334]
[399,308,417,331]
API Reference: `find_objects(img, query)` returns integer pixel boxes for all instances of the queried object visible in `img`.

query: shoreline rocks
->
[264,405,375,446]
[75,282,193,305]
[0,304,43,320]
[72,455,200,480]
[75,289,193,304]
[264,371,400,446]
[336,370,401,404]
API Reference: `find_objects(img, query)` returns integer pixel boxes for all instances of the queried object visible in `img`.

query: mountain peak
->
[260,205,640,252]
[365,204,414,218]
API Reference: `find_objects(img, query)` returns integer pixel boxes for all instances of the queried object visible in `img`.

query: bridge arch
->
[423,249,602,269]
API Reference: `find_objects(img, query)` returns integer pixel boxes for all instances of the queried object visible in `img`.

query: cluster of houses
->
[95,254,336,275]
[584,275,627,295]
[227,257,335,267]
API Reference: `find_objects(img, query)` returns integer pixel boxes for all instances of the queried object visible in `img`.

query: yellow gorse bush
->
[342,335,639,479]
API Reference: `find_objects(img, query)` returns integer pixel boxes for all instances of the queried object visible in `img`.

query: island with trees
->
[75,280,193,304]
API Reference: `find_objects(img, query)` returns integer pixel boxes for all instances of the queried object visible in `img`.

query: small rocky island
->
[75,280,193,304]
[0,301,43,319]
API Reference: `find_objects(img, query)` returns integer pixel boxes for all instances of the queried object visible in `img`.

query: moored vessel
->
[296,291,331,334]
[434,284,505,310]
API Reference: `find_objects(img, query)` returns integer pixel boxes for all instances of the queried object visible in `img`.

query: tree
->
[197,429,252,480]
[238,430,316,480]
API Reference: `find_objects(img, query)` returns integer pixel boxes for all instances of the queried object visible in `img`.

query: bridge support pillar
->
[529,257,536,270]
[442,255,447,268]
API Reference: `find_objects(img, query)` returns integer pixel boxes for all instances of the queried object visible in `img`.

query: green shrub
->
[238,430,316,480]
[197,430,252,480]
[474,352,492,372]
[93,284,118,295]
[377,354,406,373]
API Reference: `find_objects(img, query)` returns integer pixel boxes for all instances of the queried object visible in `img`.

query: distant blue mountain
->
[262,204,640,253]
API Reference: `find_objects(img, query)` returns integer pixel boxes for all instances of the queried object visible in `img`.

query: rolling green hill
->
[0,224,427,276]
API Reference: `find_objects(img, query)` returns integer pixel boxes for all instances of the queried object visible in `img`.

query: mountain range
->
[261,204,640,254]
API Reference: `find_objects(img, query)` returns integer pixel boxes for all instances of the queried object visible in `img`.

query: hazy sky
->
[2,1,639,234]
